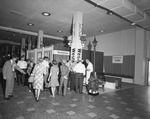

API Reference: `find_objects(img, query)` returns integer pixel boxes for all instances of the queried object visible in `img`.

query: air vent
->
[135,13,150,27]
[111,0,135,16]
[124,6,144,21]
[10,10,23,16]
[99,0,123,10]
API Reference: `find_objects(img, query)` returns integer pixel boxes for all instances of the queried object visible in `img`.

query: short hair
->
[38,58,43,63]
[21,55,25,58]
[26,59,31,62]
[52,60,57,65]
[43,56,48,60]
[86,59,89,61]
[11,55,17,59]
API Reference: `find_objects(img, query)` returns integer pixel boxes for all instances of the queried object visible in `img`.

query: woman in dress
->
[48,60,59,97]
[32,58,46,101]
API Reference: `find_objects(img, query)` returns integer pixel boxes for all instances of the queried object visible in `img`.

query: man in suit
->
[2,55,25,100]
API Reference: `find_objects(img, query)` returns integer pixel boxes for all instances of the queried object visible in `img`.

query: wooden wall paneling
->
[104,55,135,78]
[82,49,91,61]
[112,63,122,74]
[104,56,112,73]
[53,54,69,63]
[122,55,135,77]
[82,50,104,73]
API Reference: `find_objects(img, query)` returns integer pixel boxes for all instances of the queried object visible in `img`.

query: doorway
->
[148,61,150,86]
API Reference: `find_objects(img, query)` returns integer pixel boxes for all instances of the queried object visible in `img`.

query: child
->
[27,60,34,92]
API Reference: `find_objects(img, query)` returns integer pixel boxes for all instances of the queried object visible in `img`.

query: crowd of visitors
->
[2,55,97,102]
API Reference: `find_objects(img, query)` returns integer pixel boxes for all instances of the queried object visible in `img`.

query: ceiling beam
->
[0,26,64,40]
[0,39,20,45]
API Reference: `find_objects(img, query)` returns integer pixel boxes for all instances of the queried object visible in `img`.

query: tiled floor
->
[0,80,150,119]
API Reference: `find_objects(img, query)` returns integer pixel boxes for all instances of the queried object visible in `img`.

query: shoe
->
[45,88,49,91]
[50,95,55,98]
[4,97,10,100]
[9,95,14,97]
[36,99,39,102]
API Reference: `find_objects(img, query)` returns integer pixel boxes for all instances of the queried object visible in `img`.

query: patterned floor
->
[0,81,150,119]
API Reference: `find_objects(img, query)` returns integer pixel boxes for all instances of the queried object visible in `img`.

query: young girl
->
[32,58,46,101]
[27,60,34,92]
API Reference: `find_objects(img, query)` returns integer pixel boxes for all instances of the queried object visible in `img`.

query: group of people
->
[2,54,94,102]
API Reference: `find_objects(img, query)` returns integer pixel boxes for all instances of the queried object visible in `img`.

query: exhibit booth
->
[26,43,70,63]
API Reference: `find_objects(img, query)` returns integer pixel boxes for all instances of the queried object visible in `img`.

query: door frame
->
[146,58,150,86]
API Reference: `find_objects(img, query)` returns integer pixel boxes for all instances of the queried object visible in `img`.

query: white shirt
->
[17,60,27,69]
[11,60,16,71]
[86,62,93,73]
[73,62,85,75]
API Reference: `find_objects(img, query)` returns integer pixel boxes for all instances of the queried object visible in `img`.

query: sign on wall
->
[112,56,123,63]
[53,50,70,56]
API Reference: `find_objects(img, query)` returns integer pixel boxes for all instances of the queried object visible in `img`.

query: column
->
[21,38,26,57]
[27,35,32,50]
[5,45,9,56]
[12,45,15,56]
[71,11,83,61]
[37,30,43,48]
[134,27,147,85]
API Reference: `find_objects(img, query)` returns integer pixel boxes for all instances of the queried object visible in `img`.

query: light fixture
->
[42,12,51,16]
[67,35,72,47]
[80,35,86,47]
[92,37,98,48]
[57,30,63,33]
[100,30,105,33]
[64,34,86,48]
[131,22,136,26]
[27,23,34,26]
[106,11,113,15]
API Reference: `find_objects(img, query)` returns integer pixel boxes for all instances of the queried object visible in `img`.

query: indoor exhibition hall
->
[0,0,150,119]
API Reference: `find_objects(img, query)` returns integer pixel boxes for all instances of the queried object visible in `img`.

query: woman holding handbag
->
[48,60,59,97]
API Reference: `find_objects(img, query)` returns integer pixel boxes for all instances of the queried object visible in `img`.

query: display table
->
[105,82,116,89]
[105,75,122,89]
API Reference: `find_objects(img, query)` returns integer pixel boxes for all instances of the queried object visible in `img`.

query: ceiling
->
[0,0,150,46]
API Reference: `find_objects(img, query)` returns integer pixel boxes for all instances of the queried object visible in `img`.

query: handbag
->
[45,74,51,88]
[28,75,34,83]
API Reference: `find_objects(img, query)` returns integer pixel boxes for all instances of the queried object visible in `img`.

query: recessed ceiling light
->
[100,30,105,33]
[27,23,34,26]
[57,30,63,33]
[42,12,51,16]
[131,22,136,26]
[106,11,113,15]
